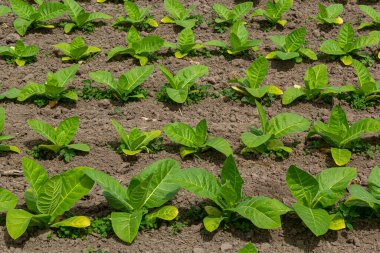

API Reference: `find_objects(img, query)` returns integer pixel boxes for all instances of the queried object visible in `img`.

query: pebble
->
[5,33,20,44]
[221,242,233,251]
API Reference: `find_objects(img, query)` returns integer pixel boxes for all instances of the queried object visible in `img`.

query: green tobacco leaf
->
[6,209,34,239]
[229,196,283,229]
[340,118,380,147]
[205,137,233,157]
[238,242,258,253]
[173,168,221,205]
[315,166,356,207]
[320,40,345,55]
[241,132,271,148]
[22,157,49,196]
[145,205,178,223]
[55,116,79,146]
[282,87,305,105]
[37,168,94,219]
[131,158,181,209]
[119,65,154,94]
[347,184,380,208]
[0,188,18,212]
[286,165,319,206]
[111,210,143,243]
[17,83,45,101]
[338,23,355,51]
[203,216,224,232]
[163,122,197,148]
[285,27,306,52]
[368,167,380,199]
[267,112,310,138]
[221,155,243,202]
[246,56,268,88]
[293,203,331,236]
[27,119,57,144]
[331,148,351,166]
[83,168,132,211]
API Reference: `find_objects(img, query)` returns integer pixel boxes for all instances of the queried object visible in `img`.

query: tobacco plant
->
[83,159,181,243]
[241,101,310,157]
[113,1,158,30]
[358,5,380,29]
[62,0,111,33]
[8,0,66,36]
[172,155,290,232]
[28,116,90,162]
[157,64,208,104]
[89,65,153,101]
[205,22,261,55]
[0,40,39,66]
[112,119,161,156]
[163,119,233,158]
[161,0,198,29]
[251,0,293,27]
[164,28,203,58]
[213,2,253,31]
[0,107,20,154]
[53,36,101,62]
[228,56,282,102]
[16,64,79,106]
[345,167,380,214]
[286,165,356,236]
[282,64,354,105]
[266,27,317,63]
[6,158,94,239]
[107,26,164,66]
[307,105,380,166]
[320,23,380,65]
[315,3,344,25]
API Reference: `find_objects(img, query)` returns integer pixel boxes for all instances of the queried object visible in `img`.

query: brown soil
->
[0,0,380,252]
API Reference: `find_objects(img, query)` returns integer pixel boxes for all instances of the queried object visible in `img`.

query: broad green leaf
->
[293,203,331,236]
[0,5,12,16]
[238,242,258,253]
[246,56,268,88]
[51,216,91,228]
[255,101,268,132]
[368,167,380,199]
[359,5,380,24]
[320,40,345,55]
[282,87,305,105]
[203,216,224,232]
[229,196,283,229]
[53,64,80,87]
[83,168,132,211]
[66,143,90,152]
[299,48,317,60]
[6,209,34,239]
[331,148,351,166]
[37,168,94,219]
[174,65,209,89]
[9,0,35,19]
[22,157,48,196]
[0,188,18,212]
[304,64,328,90]
[220,155,243,201]
[89,70,116,89]
[17,82,45,101]
[173,168,221,205]
[132,36,164,54]
[241,132,271,148]
[163,122,197,148]
[27,119,57,144]
[111,210,143,243]
[13,18,33,36]
[130,159,181,209]
[267,113,310,138]
[285,27,306,52]
[145,205,178,223]
[55,116,79,146]
[348,184,380,208]
[286,165,319,206]
[205,137,233,157]
[340,118,380,147]
[36,2,66,22]
[107,46,131,61]
[119,65,154,93]
[352,59,374,89]
[338,23,355,51]
[195,119,207,145]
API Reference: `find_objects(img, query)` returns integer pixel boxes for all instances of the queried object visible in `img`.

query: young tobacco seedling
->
[358,5,380,30]
[164,28,203,58]
[54,36,101,62]
[308,105,380,166]
[158,64,208,104]
[83,159,181,243]
[320,23,380,65]
[287,165,356,236]
[315,3,344,25]
[111,119,161,155]
[282,64,354,105]
[28,116,90,162]
[266,27,317,63]
[241,101,310,157]
[228,56,282,101]
[8,0,66,36]
[347,59,380,107]
[161,0,198,29]
[89,65,153,102]
[16,64,80,106]
[172,155,290,232]
[0,107,20,154]
[345,167,380,214]
[163,119,233,158]
[113,1,158,30]
[251,0,293,27]
[62,0,111,33]
[238,243,258,253]
[0,5,11,17]
[0,40,39,66]
[6,157,94,240]
[205,22,261,55]
[213,2,253,28]
[107,26,164,66]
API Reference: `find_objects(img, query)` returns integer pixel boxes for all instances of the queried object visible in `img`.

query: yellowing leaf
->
[268,85,283,95]
[335,17,343,25]
[329,214,346,230]
[203,216,224,232]
[174,51,187,58]
[266,51,277,59]
[204,206,223,217]
[41,25,55,29]
[161,16,175,24]
[277,20,287,27]
[146,18,158,28]
[51,216,91,228]
[340,55,352,66]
